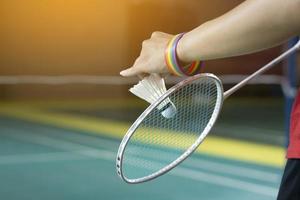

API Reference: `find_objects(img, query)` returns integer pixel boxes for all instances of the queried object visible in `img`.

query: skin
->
[120,0,300,77]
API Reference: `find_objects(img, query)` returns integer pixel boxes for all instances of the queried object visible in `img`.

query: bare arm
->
[178,0,300,62]
[121,0,300,77]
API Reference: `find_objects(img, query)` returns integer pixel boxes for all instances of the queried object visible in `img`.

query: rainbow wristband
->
[165,33,203,76]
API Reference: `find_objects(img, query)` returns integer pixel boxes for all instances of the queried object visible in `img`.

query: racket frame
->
[117,38,300,184]
[116,73,224,184]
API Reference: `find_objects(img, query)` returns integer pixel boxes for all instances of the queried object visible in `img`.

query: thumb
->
[120,67,138,77]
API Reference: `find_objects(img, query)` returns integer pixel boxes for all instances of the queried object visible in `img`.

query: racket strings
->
[122,77,219,180]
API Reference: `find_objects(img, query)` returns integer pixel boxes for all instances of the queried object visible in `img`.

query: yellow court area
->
[0,99,285,167]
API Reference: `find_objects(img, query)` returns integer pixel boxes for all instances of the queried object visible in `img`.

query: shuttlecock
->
[129,74,177,118]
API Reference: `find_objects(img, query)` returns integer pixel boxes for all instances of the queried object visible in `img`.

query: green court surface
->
[0,98,285,200]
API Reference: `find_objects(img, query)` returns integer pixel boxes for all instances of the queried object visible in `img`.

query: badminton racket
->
[116,40,300,184]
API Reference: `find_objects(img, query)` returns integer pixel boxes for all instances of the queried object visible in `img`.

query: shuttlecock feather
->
[129,74,177,118]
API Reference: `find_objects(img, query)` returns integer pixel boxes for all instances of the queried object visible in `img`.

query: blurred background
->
[0,0,299,200]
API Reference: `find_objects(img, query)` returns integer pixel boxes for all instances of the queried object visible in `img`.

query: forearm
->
[178,0,300,62]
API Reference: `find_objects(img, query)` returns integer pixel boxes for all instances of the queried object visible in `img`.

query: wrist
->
[176,33,192,65]
[165,33,203,76]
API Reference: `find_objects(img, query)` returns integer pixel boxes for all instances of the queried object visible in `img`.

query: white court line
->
[129,147,281,183]
[125,157,278,198]
[34,128,280,183]
[0,151,90,164]
[0,74,283,85]
[0,127,279,197]
[173,167,277,198]
[1,125,281,183]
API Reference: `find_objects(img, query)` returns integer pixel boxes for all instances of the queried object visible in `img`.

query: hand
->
[120,32,174,77]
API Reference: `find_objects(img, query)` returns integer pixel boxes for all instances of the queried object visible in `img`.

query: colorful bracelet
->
[165,33,203,76]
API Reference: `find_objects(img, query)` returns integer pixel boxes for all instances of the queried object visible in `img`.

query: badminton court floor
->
[0,99,286,200]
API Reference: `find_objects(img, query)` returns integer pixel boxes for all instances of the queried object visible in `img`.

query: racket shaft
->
[224,40,300,99]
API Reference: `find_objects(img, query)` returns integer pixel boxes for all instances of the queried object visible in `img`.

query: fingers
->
[120,67,138,77]
[120,67,148,78]
[120,57,144,77]
[120,31,173,77]
[120,65,149,77]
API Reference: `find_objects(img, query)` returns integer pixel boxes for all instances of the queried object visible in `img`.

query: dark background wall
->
[0,0,291,99]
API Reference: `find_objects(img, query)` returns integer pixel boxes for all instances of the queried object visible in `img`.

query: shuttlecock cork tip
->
[161,102,177,119]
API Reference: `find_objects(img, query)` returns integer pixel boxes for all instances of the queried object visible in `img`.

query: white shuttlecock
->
[129,74,177,119]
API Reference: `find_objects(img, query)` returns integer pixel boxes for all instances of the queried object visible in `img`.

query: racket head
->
[116,73,224,184]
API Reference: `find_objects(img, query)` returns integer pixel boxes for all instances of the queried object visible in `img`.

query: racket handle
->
[224,39,300,99]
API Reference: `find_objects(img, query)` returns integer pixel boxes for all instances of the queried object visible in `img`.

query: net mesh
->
[122,76,221,180]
